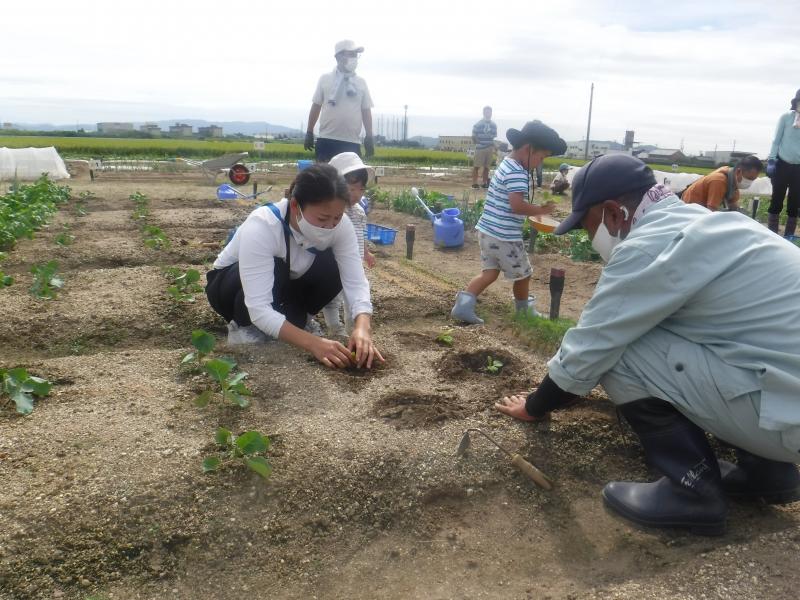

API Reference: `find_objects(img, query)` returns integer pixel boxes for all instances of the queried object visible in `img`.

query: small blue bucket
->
[297,159,314,172]
[366,223,397,245]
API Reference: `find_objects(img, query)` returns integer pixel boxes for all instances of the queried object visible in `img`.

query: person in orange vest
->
[681,155,762,212]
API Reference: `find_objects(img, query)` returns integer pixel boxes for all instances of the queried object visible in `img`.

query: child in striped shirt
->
[323,152,376,335]
[451,120,566,324]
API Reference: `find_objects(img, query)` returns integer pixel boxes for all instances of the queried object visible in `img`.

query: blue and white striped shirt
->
[472,119,497,149]
[475,157,530,241]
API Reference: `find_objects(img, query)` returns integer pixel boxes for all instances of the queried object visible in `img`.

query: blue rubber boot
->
[514,296,541,318]
[450,291,484,325]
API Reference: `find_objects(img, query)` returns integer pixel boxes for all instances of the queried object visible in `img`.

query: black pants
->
[205,251,343,330]
[315,138,361,163]
[768,158,800,218]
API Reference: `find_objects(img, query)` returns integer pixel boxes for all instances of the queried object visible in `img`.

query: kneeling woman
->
[206,164,383,369]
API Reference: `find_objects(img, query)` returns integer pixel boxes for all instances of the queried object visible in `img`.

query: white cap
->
[329,152,374,180]
[334,39,364,55]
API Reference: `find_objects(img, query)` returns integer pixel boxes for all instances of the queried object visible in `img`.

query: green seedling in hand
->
[202,427,272,480]
[181,329,216,370]
[196,357,251,408]
[29,260,63,299]
[1,368,51,415]
[435,330,454,347]
[485,356,504,374]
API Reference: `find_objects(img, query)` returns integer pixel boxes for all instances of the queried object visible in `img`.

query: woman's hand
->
[348,323,384,369]
[310,337,354,369]
[494,393,546,422]
[365,251,376,269]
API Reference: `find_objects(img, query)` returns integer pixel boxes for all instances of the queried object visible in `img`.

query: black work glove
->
[525,374,579,418]
[304,131,315,151]
[364,135,375,158]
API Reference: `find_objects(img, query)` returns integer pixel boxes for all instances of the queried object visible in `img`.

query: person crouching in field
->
[551,163,571,195]
[496,154,800,536]
[451,120,567,324]
[205,164,383,369]
[681,155,762,212]
[321,152,377,336]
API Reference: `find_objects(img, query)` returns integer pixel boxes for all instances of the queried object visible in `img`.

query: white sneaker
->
[304,317,325,337]
[327,322,347,337]
[227,321,268,345]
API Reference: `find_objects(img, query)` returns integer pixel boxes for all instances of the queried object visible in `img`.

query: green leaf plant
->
[195,357,252,408]
[165,267,203,302]
[485,356,504,374]
[1,368,52,415]
[180,329,216,371]
[29,260,63,299]
[202,427,272,480]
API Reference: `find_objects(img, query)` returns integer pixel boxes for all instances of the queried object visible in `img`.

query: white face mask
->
[591,207,628,262]
[342,57,358,72]
[297,206,340,250]
[737,176,754,190]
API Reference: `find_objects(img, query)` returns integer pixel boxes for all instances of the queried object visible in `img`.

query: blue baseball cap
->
[554,154,656,235]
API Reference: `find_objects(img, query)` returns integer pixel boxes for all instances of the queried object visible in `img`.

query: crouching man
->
[496,154,800,535]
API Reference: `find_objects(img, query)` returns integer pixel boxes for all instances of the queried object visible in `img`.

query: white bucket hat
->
[329,152,374,181]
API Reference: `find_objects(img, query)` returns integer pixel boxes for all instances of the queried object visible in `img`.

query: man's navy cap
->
[554,154,656,235]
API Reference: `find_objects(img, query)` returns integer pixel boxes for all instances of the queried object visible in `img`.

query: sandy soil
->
[0,168,798,600]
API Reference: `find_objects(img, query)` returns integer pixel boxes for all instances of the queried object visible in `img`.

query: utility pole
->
[584,82,594,161]
[403,105,408,143]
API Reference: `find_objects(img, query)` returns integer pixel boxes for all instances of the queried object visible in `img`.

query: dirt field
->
[1,166,799,600]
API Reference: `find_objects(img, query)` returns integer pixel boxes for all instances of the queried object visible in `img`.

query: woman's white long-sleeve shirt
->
[213,199,373,337]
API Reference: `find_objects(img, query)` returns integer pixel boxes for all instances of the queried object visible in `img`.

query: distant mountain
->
[409,135,438,148]
[6,120,303,137]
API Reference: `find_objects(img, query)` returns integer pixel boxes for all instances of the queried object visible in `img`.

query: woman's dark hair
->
[344,168,368,187]
[736,155,763,174]
[288,164,349,208]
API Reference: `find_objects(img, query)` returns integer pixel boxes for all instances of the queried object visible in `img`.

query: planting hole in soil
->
[436,348,518,379]
[373,390,467,428]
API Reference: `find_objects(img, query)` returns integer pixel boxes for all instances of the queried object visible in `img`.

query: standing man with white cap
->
[304,40,375,162]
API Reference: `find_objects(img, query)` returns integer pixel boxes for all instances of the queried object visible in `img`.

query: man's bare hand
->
[494,393,544,422]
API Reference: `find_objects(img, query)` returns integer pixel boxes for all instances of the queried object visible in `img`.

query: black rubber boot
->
[767,212,780,234]
[602,398,728,536]
[784,216,797,238]
[719,448,800,504]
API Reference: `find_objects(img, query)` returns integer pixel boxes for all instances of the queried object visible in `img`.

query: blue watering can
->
[411,187,464,248]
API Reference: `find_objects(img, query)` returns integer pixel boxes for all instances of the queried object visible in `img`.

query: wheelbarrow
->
[180,152,253,185]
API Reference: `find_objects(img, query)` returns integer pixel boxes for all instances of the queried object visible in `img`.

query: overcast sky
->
[1,0,797,156]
